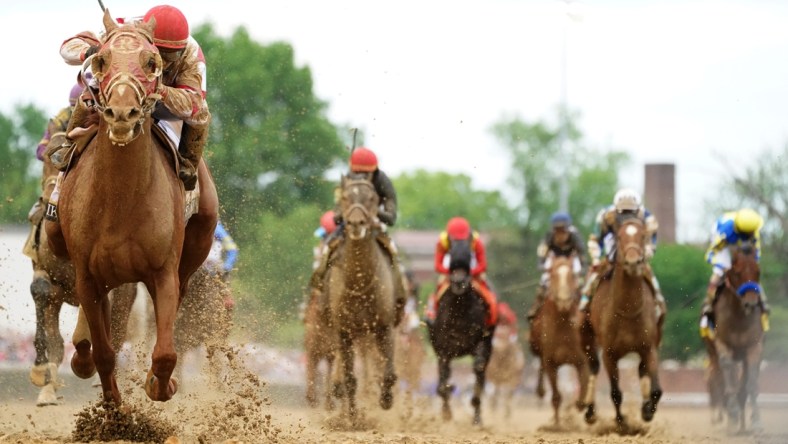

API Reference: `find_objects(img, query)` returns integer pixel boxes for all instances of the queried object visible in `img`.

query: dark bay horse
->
[28,133,136,406]
[325,173,398,421]
[708,242,765,433]
[529,254,589,425]
[44,10,218,404]
[581,218,665,426]
[427,238,493,425]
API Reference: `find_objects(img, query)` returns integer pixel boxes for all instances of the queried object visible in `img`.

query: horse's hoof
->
[144,369,178,401]
[70,344,96,379]
[584,405,597,424]
[642,400,657,422]
[473,413,482,426]
[36,383,61,406]
[379,391,394,410]
[30,363,49,387]
[441,405,452,421]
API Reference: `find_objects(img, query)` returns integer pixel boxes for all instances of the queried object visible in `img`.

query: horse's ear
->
[139,15,156,39]
[102,8,118,33]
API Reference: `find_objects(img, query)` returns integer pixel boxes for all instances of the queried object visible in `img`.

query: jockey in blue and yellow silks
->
[700,208,769,337]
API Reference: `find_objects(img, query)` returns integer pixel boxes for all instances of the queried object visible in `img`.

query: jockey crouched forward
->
[50,5,210,191]
[526,212,586,322]
[579,189,665,316]
[309,147,407,325]
[424,217,498,328]
[700,208,770,337]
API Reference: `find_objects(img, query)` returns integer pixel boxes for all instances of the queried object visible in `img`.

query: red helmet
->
[320,210,337,235]
[446,217,471,240]
[144,5,189,49]
[350,147,378,173]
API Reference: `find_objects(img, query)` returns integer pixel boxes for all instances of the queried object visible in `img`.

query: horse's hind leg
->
[535,362,546,399]
[29,271,52,387]
[640,348,663,422]
[374,326,397,410]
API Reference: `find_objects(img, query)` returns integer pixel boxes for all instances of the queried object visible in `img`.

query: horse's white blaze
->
[625,225,638,236]
[556,264,570,301]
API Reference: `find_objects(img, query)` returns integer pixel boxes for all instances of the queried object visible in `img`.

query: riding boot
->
[526,285,546,322]
[699,277,720,338]
[48,100,89,171]
[178,123,209,191]
[579,271,598,312]
[760,287,771,332]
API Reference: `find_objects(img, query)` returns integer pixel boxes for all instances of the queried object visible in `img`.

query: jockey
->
[309,147,407,320]
[700,208,769,337]
[425,217,498,327]
[22,81,84,260]
[203,220,239,310]
[312,210,337,270]
[579,188,665,311]
[526,211,587,322]
[54,5,210,191]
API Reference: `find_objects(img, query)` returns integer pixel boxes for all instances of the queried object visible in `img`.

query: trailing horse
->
[427,237,494,425]
[325,173,399,422]
[580,218,666,426]
[528,254,589,425]
[44,10,218,405]
[707,242,766,433]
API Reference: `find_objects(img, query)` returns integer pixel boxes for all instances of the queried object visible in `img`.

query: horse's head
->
[90,9,163,145]
[339,172,379,241]
[547,255,578,312]
[727,242,762,314]
[616,218,646,276]
[448,238,473,295]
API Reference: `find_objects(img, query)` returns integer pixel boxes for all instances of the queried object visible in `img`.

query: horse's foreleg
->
[338,331,357,420]
[745,344,764,432]
[470,335,492,425]
[77,279,119,404]
[437,356,453,421]
[535,362,546,399]
[145,274,180,402]
[716,342,741,432]
[305,350,319,408]
[602,351,625,425]
[640,348,663,422]
[375,326,397,410]
[324,354,336,411]
[575,358,591,412]
[546,362,561,425]
[70,304,96,379]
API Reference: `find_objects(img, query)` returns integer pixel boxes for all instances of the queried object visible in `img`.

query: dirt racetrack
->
[1,366,787,444]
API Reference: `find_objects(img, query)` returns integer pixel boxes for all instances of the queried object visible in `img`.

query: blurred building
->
[644,163,676,244]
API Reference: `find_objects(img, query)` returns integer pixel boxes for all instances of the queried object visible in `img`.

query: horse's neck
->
[93,120,156,192]
[341,236,379,283]
[610,263,647,311]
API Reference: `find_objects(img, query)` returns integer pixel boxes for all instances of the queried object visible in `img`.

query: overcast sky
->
[3,0,788,243]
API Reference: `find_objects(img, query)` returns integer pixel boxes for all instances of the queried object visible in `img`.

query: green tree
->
[193,24,346,225]
[0,104,47,222]
[393,169,516,230]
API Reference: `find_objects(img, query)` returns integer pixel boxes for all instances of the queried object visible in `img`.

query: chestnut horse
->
[487,322,525,420]
[44,11,218,404]
[325,173,398,421]
[528,254,589,425]
[581,218,665,426]
[707,242,765,433]
[427,238,494,425]
[28,133,136,406]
